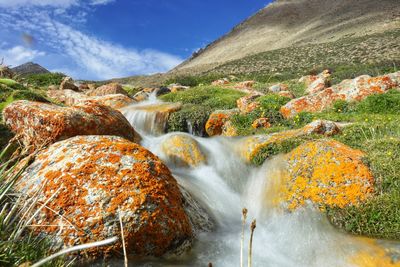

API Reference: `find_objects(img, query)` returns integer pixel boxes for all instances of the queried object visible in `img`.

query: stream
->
[113,96,400,267]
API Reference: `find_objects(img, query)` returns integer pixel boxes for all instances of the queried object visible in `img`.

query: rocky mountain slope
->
[11,62,49,76]
[172,0,400,75]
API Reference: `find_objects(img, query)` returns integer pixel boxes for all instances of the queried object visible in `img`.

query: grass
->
[160,86,245,109]
[0,151,66,266]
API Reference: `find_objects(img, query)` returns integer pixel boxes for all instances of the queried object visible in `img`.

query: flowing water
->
[114,100,400,267]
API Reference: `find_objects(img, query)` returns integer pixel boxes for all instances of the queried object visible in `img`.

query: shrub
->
[21,73,65,87]
[253,94,291,124]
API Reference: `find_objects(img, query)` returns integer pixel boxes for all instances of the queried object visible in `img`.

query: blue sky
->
[0,0,271,80]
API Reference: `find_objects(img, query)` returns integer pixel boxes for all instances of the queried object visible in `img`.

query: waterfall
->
[112,98,400,267]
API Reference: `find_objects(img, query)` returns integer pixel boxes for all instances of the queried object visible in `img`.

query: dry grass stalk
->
[248,219,256,267]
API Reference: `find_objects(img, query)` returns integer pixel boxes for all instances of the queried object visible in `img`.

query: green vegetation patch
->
[166,104,212,136]
[160,86,245,109]
[21,72,65,88]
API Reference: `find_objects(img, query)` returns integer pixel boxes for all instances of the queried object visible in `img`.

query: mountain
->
[11,62,50,76]
[171,0,400,76]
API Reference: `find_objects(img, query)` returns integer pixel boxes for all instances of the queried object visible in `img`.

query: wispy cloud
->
[0,0,78,8]
[0,0,182,80]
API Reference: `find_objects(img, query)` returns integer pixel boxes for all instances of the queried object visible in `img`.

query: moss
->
[251,136,308,166]
[0,89,49,113]
[160,86,245,110]
[122,85,141,97]
[166,104,213,136]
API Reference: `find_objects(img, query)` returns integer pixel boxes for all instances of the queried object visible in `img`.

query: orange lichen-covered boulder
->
[279,140,374,210]
[86,82,128,97]
[205,109,239,136]
[281,72,400,118]
[160,133,207,167]
[16,135,193,256]
[47,90,135,109]
[237,93,263,114]
[211,78,230,86]
[236,80,255,89]
[2,100,140,150]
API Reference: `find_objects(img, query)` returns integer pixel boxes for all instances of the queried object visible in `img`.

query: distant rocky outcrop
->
[11,62,50,76]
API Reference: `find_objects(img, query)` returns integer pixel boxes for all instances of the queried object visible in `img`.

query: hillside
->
[172,0,400,75]
[11,62,50,76]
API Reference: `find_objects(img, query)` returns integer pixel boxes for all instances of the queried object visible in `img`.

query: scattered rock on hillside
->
[86,82,128,97]
[161,133,207,167]
[236,80,255,89]
[252,118,271,129]
[241,120,341,163]
[169,84,189,93]
[269,83,289,93]
[47,90,135,109]
[212,78,230,86]
[3,100,140,150]
[279,140,374,210]
[277,91,295,99]
[237,92,263,114]
[205,109,239,136]
[16,135,193,256]
[281,72,400,118]
[59,76,79,91]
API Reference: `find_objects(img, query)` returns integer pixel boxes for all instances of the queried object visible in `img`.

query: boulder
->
[86,82,128,97]
[47,90,135,109]
[59,76,79,91]
[16,135,193,256]
[132,90,150,102]
[155,86,171,96]
[2,100,140,150]
[279,140,374,210]
[161,133,207,167]
[252,118,271,129]
[237,92,263,114]
[241,120,341,163]
[281,72,400,118]
[205,109,239,136]
[269,83,289,93]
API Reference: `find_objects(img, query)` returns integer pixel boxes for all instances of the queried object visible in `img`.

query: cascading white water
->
[115,100,400,267]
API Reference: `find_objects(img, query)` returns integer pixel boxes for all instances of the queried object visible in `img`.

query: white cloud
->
[90,0,115,5]
[0,0,78,8]
[0,45,45,66]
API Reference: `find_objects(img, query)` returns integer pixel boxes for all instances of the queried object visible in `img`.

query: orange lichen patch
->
[281,72,399,118]
[205,109,238,136]
[241,120,340,162]
[16,135,192,257]
[350,238,400,267]
[277,91,295,99]
[221,120,238,137]
[235,80,255,89]
[278,140,374,210]
[2,100,140,151]
[161,134,206,167]
[251,118,271,129]
[211,79,230,86]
